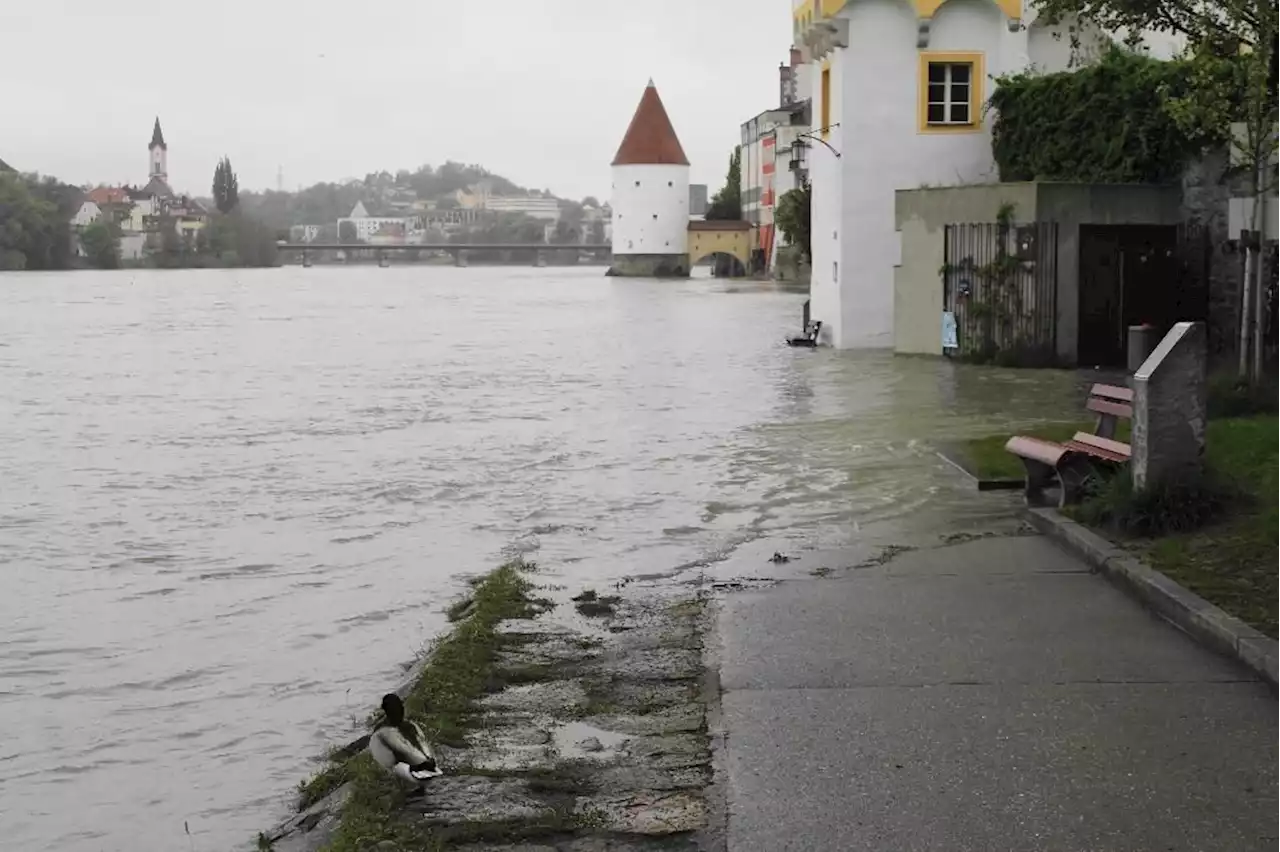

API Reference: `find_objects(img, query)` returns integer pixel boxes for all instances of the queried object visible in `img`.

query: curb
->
[935,449,1024,492]
[1025,507,1278,687]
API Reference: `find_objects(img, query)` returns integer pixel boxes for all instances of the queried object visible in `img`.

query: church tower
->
[148,117,168,182]
[608,80,690,278]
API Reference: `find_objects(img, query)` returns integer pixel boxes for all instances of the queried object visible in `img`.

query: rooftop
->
[612,80,689,167]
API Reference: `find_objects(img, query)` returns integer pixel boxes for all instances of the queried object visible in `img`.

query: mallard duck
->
[369,694,442,785]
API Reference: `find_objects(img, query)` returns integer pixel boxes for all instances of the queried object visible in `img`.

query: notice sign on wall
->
[942,311,958,350]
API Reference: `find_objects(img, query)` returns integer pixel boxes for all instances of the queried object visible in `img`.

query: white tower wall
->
[611,164,690,256]
[150,145,167,180]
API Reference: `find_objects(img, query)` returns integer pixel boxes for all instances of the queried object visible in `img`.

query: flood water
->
[0,266,1089,851]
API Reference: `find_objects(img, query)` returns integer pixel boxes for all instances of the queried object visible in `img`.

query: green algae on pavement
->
[290,559,540,848]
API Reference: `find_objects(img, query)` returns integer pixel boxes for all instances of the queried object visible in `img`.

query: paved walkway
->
[715,534,1277,852]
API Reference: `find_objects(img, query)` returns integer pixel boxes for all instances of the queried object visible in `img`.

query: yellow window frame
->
[918,51,984,135]
[820,62,832,139]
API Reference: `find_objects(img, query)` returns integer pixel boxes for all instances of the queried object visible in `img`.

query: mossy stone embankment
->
[261,564,714,852]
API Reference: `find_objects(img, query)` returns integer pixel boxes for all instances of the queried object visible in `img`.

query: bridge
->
[275,242,612,268]
[276,243,612,252]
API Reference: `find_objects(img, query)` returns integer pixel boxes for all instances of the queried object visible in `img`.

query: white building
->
[792,0,1182,348]
[337,201,421,242]
[290,224,321,243]
[71,200,101,228]
[483,195,562,221]
[609,79,692,277]
[740,50,813,271]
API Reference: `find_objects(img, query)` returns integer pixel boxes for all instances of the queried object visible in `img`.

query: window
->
[919,53,983,132]
[927,63,971,124]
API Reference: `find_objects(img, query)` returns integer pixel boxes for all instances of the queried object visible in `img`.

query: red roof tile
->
[612,81,689,167]
[87,186,130,205]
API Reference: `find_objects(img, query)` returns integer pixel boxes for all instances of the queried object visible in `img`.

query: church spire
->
[150,117,167,151]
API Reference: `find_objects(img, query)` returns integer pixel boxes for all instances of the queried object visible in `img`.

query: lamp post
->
[789,124,841,186]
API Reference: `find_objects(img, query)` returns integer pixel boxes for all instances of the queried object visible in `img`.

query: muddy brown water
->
[0,266,1092,851]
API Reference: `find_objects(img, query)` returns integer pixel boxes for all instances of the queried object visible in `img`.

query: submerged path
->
[715,533,1277,851]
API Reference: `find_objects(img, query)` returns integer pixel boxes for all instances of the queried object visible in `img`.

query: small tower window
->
[652,214,658,219]
[668,181,673,187]
[635,181,641,187]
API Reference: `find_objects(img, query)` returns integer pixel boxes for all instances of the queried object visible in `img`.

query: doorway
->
[1077,225,1187,367]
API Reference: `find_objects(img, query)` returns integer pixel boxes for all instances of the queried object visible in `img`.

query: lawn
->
[1138,415,1277,638]
[958,420,1131,481]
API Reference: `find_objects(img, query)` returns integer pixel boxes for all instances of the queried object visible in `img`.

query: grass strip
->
[288,559,541,850]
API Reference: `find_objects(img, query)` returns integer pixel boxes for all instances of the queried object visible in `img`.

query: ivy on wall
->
[989,47,1227,184]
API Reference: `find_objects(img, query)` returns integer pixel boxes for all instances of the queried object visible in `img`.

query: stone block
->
[606,253,690,278]
[1132,321,1208,490]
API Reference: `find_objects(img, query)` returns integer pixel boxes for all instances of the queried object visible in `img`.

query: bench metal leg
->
[1019,458,1056,506]
[1057,456,1102,508]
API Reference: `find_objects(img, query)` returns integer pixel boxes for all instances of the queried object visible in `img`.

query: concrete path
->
[715,535,1277,852]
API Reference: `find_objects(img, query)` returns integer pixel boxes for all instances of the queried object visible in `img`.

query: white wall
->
[72,201,101,227]
[610,164,690,255]
[809,46,844,345]
[120,232,146,260]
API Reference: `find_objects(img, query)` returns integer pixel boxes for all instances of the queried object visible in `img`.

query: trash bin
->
[1127,324,1160,374]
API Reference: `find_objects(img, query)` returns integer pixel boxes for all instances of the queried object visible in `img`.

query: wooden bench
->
[1004,384,1134,507]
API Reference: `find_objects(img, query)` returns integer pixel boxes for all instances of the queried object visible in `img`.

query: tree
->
[774,181,812,263]
[705,146,743,221]
[338,220,359,242]
[551,219,579,245]
[79,220,121,269]
[0,171,71,270]
[581,196,600,208]
[212,157,240,214]
[1034,0,1277,380]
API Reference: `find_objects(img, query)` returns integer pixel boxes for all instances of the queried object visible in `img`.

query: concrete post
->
[1132,321,1208,490]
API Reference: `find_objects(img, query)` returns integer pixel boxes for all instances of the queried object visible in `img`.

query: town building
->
[791,0,1181,348]
[688,185,709,219]
[739,48,812,273]
[71,199,101,228]
[608,80,692,277]
[337,201,423,242]
[129,118,208,244]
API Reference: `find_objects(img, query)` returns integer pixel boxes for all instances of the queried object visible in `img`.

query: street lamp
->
[789,124,842,173]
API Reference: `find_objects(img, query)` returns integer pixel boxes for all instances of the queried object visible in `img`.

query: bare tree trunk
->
[1239,229,1254,378]
[1239,143,1266,380]
[1252,238,1267,380]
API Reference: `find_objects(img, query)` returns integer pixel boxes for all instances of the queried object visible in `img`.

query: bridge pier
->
[534,250,547,268]
[454,249,468,268]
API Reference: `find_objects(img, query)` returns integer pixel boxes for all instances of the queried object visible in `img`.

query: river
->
[0,266,1088,851]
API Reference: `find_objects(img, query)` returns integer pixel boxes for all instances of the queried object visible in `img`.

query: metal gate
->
[942,221,1059,365]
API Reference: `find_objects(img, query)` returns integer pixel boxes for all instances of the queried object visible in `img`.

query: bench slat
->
[1005,435,1068,465]
[1067,431,1132,462]
[1089,383,1133,403]
[1086,398,1134,419]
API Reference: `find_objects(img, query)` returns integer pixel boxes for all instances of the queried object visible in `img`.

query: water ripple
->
[0,266,1093,852]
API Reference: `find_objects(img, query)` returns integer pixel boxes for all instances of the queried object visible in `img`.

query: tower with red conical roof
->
[608,80,691,277]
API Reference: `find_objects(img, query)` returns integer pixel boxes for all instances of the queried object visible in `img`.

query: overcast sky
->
[1,0,793,201]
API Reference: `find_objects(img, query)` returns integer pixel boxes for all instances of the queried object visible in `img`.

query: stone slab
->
[719,536,1246,691]
[722,682,1278,852]
[1026,507,1278,687]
